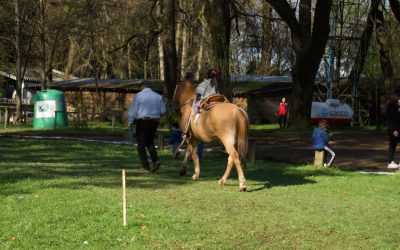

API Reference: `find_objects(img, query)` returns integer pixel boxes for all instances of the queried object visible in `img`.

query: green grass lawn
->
[1,138,399,249]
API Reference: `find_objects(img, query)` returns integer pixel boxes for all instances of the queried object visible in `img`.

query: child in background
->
[169,122,204,160]
[312,119,335,167]
[169,122,182,158]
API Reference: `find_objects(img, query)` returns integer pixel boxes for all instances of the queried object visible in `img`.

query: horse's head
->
[172,80,196,111]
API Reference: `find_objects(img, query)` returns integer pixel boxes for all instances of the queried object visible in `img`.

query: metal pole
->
[112,115,115,132]
[53,111,57,129]
[5,108,8,129]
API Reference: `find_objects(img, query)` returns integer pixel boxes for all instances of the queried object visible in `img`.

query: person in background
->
[169,122,182,159]
[386,98,400,169]
[169,122,204,160]
[277,97,288,129]
[128,80,166,172]
[312,119,335,167]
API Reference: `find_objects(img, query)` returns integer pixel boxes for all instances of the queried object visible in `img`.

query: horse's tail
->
[237,108,249,160]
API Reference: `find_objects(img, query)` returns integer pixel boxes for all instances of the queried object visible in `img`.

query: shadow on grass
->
[0,138,343,195]
[171,150,343,192]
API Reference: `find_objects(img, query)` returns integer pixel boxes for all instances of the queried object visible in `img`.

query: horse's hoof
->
[179,170,187,176]
[192,175,199,181]
[218,179,226,185]
[240,187,247,192]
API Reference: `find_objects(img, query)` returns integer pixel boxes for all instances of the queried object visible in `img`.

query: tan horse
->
[173,80,249,191]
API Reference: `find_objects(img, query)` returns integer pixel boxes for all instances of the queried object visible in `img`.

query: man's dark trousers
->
[388,132,400,162]
[135,118,160,168]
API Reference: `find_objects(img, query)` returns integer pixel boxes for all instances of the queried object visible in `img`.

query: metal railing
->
[0,98,33,105]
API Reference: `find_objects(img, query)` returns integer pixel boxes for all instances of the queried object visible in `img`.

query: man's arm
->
[127,95,140,125]
[386,104,396,132]
[160,96,166,114]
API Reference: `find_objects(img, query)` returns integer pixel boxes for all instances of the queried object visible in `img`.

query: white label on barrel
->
[36,100,56,118]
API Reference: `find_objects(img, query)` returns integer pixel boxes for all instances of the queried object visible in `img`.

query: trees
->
[14,0,23,123]
[36,0,78,90]
[389,0,400,23]
[160,0,177,100]
[265,0,333,126]
[8,0,36,123]
[3,0,400,126]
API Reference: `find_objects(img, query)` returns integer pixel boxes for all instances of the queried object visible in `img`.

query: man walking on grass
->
[128,80,166,172]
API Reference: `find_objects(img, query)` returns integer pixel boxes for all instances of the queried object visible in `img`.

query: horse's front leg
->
[179,146,192,176]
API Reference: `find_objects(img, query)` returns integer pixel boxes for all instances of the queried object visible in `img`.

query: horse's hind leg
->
[219,155,234,185]
[224,145,247,192]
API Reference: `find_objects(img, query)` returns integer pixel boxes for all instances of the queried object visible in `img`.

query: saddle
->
[199,94,228,112]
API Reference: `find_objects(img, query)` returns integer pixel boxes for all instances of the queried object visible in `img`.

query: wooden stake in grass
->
[122,169,127,226]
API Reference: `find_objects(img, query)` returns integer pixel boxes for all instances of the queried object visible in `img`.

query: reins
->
[171,83,197,158]
[181,98,195,107]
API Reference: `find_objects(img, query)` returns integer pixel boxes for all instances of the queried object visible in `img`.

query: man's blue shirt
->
[128,88,166,125]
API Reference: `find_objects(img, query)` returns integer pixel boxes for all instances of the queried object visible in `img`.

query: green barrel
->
[33,89,68,129]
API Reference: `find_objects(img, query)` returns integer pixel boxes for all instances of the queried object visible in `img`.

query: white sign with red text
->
[310,99,353,125]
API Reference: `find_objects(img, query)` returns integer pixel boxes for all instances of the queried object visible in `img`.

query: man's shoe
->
[151,161,161,172]
[387,161,399,169]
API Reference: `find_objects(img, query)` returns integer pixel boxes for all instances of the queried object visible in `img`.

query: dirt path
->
[1,130,393,170]
[254,131,390,170]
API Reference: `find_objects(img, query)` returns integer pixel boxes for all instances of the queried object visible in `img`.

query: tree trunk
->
[14,0,22,123]
[39,0,47,90]
[64,37,78,80]
[291,51,315,127]
[389,0,400,23]
[175,0,182,56]
[158,35,165,81]
[204,0,232,98]
[258,2,273,75]
[195,4,207,81]
[46,31,61,83]
[180,22,188,80]
[375,3,394,99]
[161,0,178,99]
[90,33,102,116]
[144,59,148,78]
[127,42,132,78]
[157,2,165,81]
